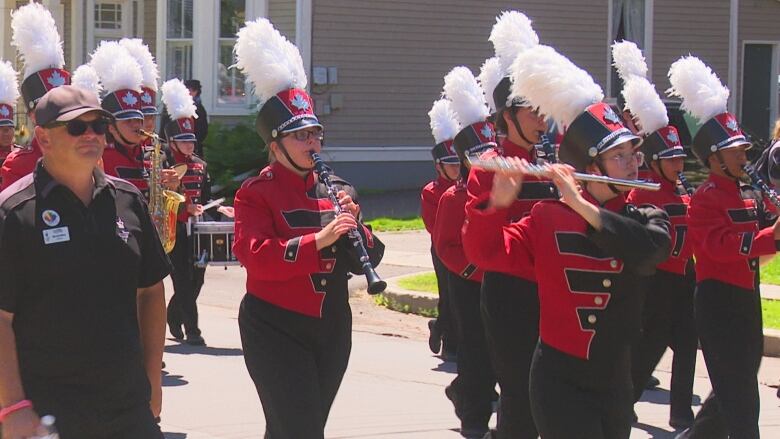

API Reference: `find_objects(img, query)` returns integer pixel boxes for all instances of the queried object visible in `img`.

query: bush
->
[203,115,268,199]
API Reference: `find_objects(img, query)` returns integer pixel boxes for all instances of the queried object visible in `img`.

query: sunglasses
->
[45,118,111,136]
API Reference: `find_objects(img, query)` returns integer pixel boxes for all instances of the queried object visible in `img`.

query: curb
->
[379,273,780,358]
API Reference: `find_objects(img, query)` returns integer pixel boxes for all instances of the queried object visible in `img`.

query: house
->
[1,0,779,190]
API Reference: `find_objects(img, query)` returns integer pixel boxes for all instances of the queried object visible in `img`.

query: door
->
[742,44,773,142]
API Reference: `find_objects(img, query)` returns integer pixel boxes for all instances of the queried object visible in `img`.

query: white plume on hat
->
[90,41,143,93]
[11,2,65,79]
[489,11,539,73]
[161,78,197,120]
[71,64,103,102]
[478,57,504,113]
[511,45,604,129]
[611,41,648,81]
[443,66,490,129]
[119,38,159,91]
[667,56,729,123]
[428,98,461,144]
[234,18,307,104]
[622,77,668,134]
[0,61,20,105]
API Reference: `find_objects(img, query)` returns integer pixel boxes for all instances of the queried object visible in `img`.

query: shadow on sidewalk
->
[161,370,188,387]
[633,422,679,438]
[164,343,244,357]
[163,433,187,439]
[638,388,702,406]
[431,359,457,374]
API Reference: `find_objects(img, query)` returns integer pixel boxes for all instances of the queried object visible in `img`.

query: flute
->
[311,152,387,295]
[467,156,661,191]
[677,172,695,196]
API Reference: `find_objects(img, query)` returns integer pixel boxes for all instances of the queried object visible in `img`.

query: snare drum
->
[191,221,239,266]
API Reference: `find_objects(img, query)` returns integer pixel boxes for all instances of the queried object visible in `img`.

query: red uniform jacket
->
[1,138,41,191]
[464,140,557,281]
[168,149,206,223]
[102,141,149,197]
[420,176,454,235]
[433,182,484,282]
[627,174,692,275]
[688,173,777,290]
[464,190,670,385]
[0,144,23,189]
[233,162,381,318]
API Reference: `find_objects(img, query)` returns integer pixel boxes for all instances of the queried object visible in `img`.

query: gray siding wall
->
[737,0,780,119]
[144,0,157,58]
[651,0,730,98]
[269,0,296,42]
[311,0,609,147]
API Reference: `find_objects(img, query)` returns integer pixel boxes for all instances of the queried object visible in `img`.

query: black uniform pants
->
[238,293,352,439]
[447,272,496,431]
[530,342,633,439]
[481,272,539,439]
[631,269,697,422]
[685,279,763,439]
[432,246,458,352]
[168,223,206,337]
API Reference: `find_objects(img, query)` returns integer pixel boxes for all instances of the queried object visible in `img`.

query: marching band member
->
[434,66,496,439]
[120,38,161,148]
[0,61,21,187]
[611,41,697,429]
[422,99,460,359]
[465,12,555,438]
[161,78,208,346]
[232,18,383,438]
[464,45,670,439]
[1,2,70,191]
[668,56,779,439]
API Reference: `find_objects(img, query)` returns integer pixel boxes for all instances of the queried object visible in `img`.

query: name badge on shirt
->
[43,226,70,245]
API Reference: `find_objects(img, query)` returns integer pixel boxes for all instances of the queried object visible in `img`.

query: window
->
[217,0,248,105]
[95,3,122,29]
[610,0,646,97]
[166,0,193,81]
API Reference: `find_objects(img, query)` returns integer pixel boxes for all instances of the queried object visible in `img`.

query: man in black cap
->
[0,85,170,438]
[185,80,208,157]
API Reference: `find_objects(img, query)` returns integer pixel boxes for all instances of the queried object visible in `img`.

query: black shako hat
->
[691,111,750,165]
[21,68,70,112]
[452,121,497,164]
[559,102,642,171]
[431,139,459,164]
[492,76,529,115]
[642,125,687,161]
[255,88,322,145]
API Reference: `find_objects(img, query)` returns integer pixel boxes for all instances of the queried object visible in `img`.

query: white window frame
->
[157,0,313,117]
[86,0,134,52]
[605,0,654,98]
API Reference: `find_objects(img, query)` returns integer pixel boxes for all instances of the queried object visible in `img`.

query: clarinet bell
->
[365,268,387,295]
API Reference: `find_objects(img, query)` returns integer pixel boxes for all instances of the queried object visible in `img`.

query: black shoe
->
[645,375,661,390]
[670,416,694,430]
[674,428,692,439]
[460,426,489,439]
[632,410,638,424]
[185,334,206,346]
[162,361,166,369]
[168,322,184,340]
[428,319,442,354]
[445,385,463,419]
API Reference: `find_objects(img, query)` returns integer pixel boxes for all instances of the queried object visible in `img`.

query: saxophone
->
[142,130,186,253]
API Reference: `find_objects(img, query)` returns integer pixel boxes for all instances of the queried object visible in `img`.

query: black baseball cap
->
[35,85,112,126]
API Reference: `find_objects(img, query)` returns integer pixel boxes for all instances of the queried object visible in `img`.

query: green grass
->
[365,216,424,232]
[761,257,780,286]
[397,272,439,295]
[762,299,780,329]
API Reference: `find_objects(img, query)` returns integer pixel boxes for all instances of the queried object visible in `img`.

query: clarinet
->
[677,172,695,196]
[311,152,387,294]
[743,163,780,210]
[537,134,557,164]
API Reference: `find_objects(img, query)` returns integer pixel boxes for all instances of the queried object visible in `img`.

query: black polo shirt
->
[0,161,170,397]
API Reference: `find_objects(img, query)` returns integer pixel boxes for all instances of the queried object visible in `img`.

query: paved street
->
[159,231,780,438]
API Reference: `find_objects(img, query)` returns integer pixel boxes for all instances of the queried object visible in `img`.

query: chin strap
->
[508,107,535,147]
[594,159,621,195]
[277,136,312,173]
[113,122,137,147]
[437,163,457,182]
[655,161,678,187]
[714,150,739,180]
